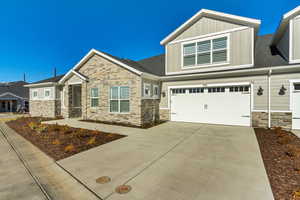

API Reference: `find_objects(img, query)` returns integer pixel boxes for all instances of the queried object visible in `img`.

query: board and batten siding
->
[160,73,300,112]
[173,17,241,41]
[166,17,253,74]
[292,16,300,60]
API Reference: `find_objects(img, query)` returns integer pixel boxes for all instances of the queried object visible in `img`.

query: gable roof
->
[0,81,29,99]
[160,9,261,45]
[272,6,300,45]
[59,49,161,84]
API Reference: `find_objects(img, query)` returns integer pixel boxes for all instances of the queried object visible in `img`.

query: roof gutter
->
[160,65,300,81]
[24,82,58,87]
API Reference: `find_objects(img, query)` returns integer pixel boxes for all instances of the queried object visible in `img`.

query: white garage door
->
[170,85,251,126]
[292,83,300,130]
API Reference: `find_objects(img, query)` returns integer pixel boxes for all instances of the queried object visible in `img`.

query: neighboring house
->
[0,81,29,112]
[26,6,300,130]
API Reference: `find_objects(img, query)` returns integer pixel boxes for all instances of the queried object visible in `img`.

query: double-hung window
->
[44,89,51,98]
[91,88,99,107]
[110,86,130,113]
[183,36,228,67]
[32,90,38,99]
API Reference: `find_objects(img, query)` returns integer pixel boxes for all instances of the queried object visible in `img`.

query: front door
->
[292,83,300,130]
[70,84,82,118]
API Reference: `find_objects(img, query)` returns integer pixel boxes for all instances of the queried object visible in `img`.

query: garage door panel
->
[170,86,251,126]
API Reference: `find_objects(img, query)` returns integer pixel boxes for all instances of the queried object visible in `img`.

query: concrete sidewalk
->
[0,123,101,200]
[49,119,274,200]
[0,124,47,200]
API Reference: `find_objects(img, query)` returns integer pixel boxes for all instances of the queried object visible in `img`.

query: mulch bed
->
[6,117,126,160]
[254,128,300,200]
[80,119,167,129]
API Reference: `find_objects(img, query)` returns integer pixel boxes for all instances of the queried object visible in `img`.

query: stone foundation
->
[252,112,268,128]
[159,109,170,121]
[141,99,160,126]
[271,112,292,130]
[30,100,60,118]
[251,111,292,129]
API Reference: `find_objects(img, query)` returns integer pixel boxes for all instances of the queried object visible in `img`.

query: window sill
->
[182,62,229,69]
[109,112,130,115]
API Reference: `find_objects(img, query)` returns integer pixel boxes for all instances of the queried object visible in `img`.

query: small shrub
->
[52,139,61,145]
[286,144,300,158]
[292,189,300,200]
[64,144,75,153]
[278,135,292,145]
[28,122,39,130]
[87,137,96,145]
[35,125,47,134]
[75,129,91,138]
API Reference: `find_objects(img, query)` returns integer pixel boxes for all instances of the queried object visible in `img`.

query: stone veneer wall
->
[159,109,170,121]
[30,100,59,118]
[73,54,143,127]
[252,111,292,129]
[252,112,268,128]
[271,112,292,130]
[141,99,160,126]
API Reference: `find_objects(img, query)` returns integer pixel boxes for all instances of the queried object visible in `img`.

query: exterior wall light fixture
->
[257,86,264,96]
[279,85,287,95]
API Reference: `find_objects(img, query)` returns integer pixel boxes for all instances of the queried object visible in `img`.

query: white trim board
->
[160,9,260,45]
[166,64,253,75]
[289,79,300,111]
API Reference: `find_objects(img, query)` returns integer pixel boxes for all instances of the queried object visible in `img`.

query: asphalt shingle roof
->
[0,81,29,99]
[31,74,65,84]
[31,34,297,84]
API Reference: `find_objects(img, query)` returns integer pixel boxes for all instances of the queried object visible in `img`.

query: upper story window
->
[182,36,228,67]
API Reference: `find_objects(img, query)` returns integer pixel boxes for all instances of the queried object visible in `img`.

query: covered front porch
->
[0,100,18,112]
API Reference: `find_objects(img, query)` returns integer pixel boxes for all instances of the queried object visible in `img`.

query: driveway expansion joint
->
[103,125,205,200]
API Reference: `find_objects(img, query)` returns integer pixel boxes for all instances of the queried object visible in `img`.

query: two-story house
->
[26,6,300,130]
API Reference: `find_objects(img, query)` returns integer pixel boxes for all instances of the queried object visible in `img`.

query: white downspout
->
[268,69,272,128]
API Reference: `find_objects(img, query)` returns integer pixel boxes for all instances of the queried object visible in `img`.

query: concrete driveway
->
[50,120,274,200]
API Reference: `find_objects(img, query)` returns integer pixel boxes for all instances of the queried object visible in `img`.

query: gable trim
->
[0,92,27,100]
[160,9,261,45]
[59,49,143,84]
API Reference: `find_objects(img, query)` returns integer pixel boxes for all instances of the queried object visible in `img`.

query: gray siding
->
[293,17,300,60]
[166,27,253,74]
[277,27,290,60]
[173,17,240,41]
[160,73,300,111]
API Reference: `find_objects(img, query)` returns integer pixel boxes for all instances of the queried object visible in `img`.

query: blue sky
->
[0,0,299,83]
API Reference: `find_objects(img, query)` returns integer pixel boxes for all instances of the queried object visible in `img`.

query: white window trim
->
[44,88,51,99]
[61,88,65,108]
[90,88,100,108]
[181,33,230,69]
[32,89,38,100]
[109,86,130,114]
[143,83,152,98]
[289,79,300,111]
[153,84,159,99]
